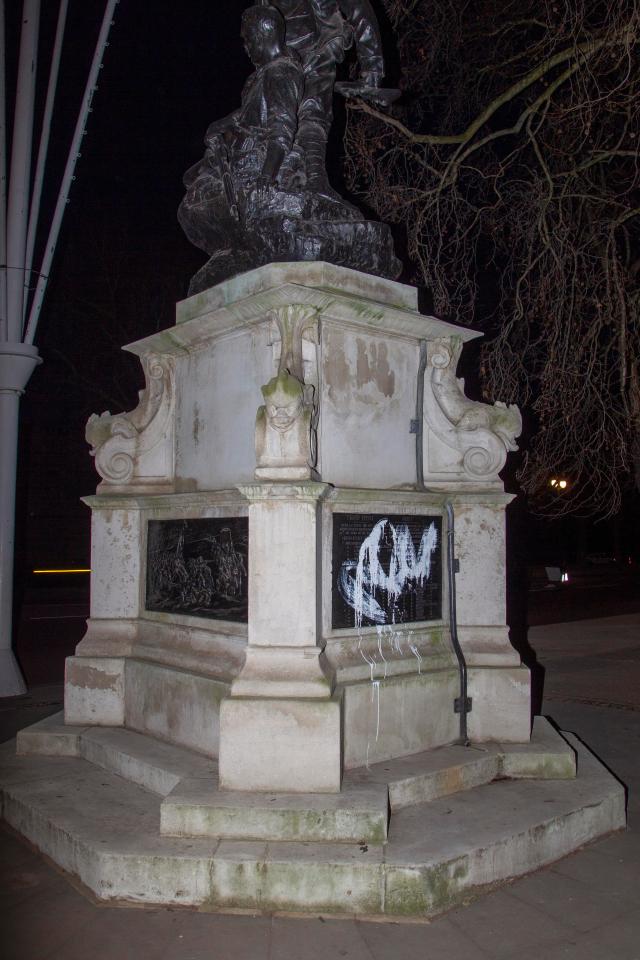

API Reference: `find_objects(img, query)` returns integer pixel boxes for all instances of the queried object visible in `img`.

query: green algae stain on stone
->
[209,853,384,915]
[384,858,469,916]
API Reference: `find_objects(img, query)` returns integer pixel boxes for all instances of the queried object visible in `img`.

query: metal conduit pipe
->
[445,500,470,745]
[414,339,470,745]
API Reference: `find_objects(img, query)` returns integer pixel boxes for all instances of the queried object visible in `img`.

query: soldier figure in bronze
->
[179,2,400,293]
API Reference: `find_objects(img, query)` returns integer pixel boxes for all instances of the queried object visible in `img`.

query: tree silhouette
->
[344,0,639,516]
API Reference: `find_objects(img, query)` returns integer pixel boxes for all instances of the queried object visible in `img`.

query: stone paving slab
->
[11,713,577,854]
[349,741,502,809]
[0,746,218,906]
[211,839,386,915]
[386,733,620,866]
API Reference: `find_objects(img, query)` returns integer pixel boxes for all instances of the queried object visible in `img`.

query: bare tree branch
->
[344,0,640,517]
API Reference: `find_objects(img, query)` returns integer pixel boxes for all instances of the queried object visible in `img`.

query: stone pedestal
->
[10,263,629,920]
[69,261,529,790]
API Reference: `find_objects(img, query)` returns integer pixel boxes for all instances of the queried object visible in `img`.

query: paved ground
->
[1,614,639,959]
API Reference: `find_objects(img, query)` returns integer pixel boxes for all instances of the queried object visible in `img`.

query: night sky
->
[9,1,264,570]
[6,1,629,590]
[2,1,503,572]
[12,1,251,287]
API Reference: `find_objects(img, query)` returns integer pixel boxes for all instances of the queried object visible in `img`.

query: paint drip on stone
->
[341,519,438,766]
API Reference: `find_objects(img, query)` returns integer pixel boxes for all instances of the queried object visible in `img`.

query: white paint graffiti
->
[338,519,439,628]
[341,518,439,766]
[367,680,382,767]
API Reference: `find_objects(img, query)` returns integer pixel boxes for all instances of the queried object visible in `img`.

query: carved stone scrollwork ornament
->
[86,354,175,492]
[256,304,319,480]
[422,337,522,483]
[269,303,319,384]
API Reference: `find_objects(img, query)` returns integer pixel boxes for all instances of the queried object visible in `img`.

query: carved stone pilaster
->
[86,353,175,492]
[423,337,521,482]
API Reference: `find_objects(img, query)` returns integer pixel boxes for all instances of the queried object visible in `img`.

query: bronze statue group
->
[179,0,401,293]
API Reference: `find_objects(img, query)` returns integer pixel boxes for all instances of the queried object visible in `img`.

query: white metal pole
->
[0,343,40,696]
[1,0,9,340]
[0,0,40,695]
[6,0,39,342]
[1,1,118,695]
[25,0,119,345]
[23,0,69,312]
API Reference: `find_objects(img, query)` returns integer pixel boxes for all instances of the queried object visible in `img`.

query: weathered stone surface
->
[466,665,532,743]
[16,711,87,757]
[161,777,388,843]
[0,744,216,906]
[64,657,125,726]
[365,743,502,810]
[351,716,575,810]
[124,659,227,758]
[0,731,624,917]
[208,839,386,915]
[219,696,342,793]
[78,264,527,779]
[423,338,521,482]
[499,716,576,780]
[341,668,460,769]
[79,726,216,795]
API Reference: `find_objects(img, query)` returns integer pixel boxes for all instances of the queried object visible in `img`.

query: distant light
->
[550,477,569,490]
[558,479,567,489]
[561,572,569,582]
[33,568,91,574]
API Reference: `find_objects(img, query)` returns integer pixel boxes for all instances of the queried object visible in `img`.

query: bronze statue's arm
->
[205,111,240,143]
[338,0,384,84]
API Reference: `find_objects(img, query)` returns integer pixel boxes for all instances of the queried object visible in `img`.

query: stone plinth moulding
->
[86,353,175,493]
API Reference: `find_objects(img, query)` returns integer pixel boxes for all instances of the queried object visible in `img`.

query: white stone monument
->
[3,262,625,917]
[72,261,529,792]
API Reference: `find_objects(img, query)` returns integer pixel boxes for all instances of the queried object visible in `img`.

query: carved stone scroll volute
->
[86,353,175,492]
[423,337,522,482]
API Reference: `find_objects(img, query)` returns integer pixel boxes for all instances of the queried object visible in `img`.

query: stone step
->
[160,777,389,843]
[79,727,217,797]
[16,715,575,843]
[349,717,576,810]
[17,714,388,843]
[16,711,87,757]
[0,732,624,918]
[17,713,216,796]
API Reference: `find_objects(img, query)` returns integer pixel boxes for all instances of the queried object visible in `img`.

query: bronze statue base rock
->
[179,184,401,295]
